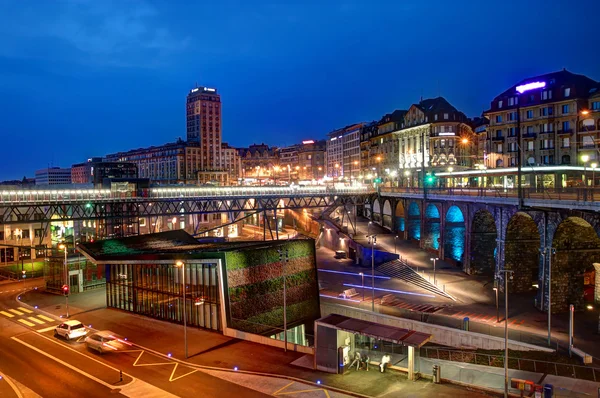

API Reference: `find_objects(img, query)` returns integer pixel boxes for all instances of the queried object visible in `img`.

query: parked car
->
[334,250,347,259]
[85,330,132,354]
[54,320,88,340]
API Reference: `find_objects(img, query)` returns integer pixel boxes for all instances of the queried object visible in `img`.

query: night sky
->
[1,0,599,180]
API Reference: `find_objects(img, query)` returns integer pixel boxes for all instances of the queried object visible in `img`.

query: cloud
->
[0,0,190,68]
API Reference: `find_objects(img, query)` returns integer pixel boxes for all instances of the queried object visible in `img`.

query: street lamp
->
[175,260,188,358]
[367,234,377,312]
[359,272,365,302]
[591,163,597,187]
[394,235,398,254]
[498,269,514,398]
[430,257,439,285]
[58,243,69,318]
[582,154,590,186]
[448,167,454,188]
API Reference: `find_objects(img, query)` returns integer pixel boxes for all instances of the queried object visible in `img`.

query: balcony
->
[491,136,505,142]
[579,126,598,133]
[557,129,573,135]
[522,133,537,139]
[539,130,554,135]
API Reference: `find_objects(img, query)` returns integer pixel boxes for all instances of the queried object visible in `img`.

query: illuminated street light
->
[175,260,188,358]
[582,155,590,186]
[58,243,69,318]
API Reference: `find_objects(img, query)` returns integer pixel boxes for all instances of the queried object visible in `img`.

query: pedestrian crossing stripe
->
[8,309,23,316]
[28,317,45,325]
[0,310,14,318]
[18,319,35,327]
[18,307,33,314]
[37,315,54,322]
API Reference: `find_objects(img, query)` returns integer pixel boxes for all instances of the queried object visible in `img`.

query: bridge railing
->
[380,186,600,202]
[0,186,374,204]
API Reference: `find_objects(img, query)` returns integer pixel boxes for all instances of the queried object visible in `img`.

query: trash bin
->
[432,364,441,384]
[543,384,553,398]
[463,317,469,331]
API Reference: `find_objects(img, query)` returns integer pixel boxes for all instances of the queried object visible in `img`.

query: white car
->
[54,320,88,340]
[85,330,131,354]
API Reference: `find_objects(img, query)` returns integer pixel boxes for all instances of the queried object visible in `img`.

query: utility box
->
[432,364,441,383]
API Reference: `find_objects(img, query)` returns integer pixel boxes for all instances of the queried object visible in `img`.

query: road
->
[0,280,270,398]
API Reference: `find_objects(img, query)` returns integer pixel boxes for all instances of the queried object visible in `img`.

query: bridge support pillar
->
[438,203,445,261]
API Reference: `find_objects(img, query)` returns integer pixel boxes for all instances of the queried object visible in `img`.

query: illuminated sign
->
[438,132,455,136]
[515,81,546,94]
[204,88,216,92]
[302,140,315,144]
[330,137,337,141]
[191,88,199,93]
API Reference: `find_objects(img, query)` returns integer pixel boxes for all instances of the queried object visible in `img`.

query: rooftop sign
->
[516,81,546,94]
[302,140,315,144]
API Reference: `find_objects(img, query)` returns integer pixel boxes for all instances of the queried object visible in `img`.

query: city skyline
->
[1,0,600,180]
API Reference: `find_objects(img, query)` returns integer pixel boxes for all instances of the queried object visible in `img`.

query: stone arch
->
[382,199,393,229]
[505,212,540,293]
[470,209,497,276]
[444,205,465,265]
[395,201,406,233]
[423,203,441,251]
[372,199,382,223]
[551,216,600,312]
[407,201,421,241]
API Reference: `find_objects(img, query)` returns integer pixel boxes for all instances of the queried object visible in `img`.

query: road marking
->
[8,309,23,316]
[18,319,36,327]
[28,317,45,325]
[168,363,198,382]
[273,381,295,395]
[273,381,331,397]
[18,307,33,314]
[0,310,15,318]
[37,326,56,333]
[37,315,54,322]
[0,370,24,398]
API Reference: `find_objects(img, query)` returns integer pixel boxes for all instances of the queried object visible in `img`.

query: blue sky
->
[1,0,599,180]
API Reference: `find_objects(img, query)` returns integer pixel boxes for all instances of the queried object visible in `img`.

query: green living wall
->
[225,239,320,335]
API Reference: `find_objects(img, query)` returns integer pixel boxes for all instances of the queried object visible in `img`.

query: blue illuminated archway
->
[444,205,465,264]
[407,201,420,240]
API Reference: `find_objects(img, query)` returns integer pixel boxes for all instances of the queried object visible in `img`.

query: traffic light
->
[374,177,382,184]
[85,203,93,209]
[426,173,436,185]
[62,284,69,296]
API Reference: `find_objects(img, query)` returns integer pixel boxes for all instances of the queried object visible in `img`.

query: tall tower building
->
[186,86,222,171]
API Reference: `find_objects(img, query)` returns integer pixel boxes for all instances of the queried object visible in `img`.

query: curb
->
[0,370,24,398]
[15,289,370,398]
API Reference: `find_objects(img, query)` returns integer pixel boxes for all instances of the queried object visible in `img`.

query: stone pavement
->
[18,288,489,397]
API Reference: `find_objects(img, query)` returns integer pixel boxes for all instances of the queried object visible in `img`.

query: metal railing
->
[421,347,600,382]
[0,185,374,204]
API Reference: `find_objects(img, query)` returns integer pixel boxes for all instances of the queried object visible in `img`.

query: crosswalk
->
[0,306,58,330]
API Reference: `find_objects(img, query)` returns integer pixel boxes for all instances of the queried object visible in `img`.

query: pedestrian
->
[379,354,391,373]
[349,352,361,371]
[363,354,370,371]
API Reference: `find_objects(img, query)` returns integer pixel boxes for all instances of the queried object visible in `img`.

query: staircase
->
[376,260,456,301]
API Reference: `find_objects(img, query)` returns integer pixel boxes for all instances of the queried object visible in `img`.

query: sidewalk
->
[18,288,488,397]
[349,217,600,361]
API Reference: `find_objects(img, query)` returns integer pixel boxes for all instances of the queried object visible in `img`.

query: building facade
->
[297,140,326,181]
[238,144,279,181]
[326,127,344,178]
[360,122,378,177]
[342,124,363,179]
[71,158,138,186]
[368,111,406,183]
[186,86,222,169]
[484,70,599,170]
[35,167,72,185]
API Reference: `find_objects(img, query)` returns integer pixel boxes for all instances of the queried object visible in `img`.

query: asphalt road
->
[0,279,269,398]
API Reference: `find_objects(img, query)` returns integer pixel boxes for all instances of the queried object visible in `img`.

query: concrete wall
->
[320,302,553,352]
[222,326,314,354]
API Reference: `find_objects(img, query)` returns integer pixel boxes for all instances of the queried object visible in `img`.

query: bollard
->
[463,317,469,331]
[120,370,123,382]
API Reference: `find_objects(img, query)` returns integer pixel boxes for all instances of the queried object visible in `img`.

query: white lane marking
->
[37,326,56,333]
[8,309,23,316]
[17,319,35,327]
[37,315,54,322]
[28,317,45,325]
[0,311,15,318]
[18,307,33,314]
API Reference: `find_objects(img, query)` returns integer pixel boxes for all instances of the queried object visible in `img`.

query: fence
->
[421,347,600,382]
[0,267,43,281]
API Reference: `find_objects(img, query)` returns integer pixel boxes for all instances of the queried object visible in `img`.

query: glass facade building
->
[106,261,221,331]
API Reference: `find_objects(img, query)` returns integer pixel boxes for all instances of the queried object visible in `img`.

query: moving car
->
[85,330,132,354]
[54,320,88,340]
[334,250,347,259]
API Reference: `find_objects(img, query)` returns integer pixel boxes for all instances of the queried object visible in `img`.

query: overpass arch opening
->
[382,200,393,230]
[372,200,382,224]
[469,210,497,275]
[444,205,465,265]
[407,201,421,241]
[551,216,600,312]
[423,203,440,251]
[395,201,405,234]
[505,212,540,293]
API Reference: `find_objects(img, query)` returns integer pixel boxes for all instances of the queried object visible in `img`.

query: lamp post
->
[394,235,398,254]
[493,279,499,323]
[545,247,555,346]
[278,249,289,352]
[359,272,365,302]
[447,167,454,189]
[368,234,377,312]
[175,260,188,358]
[498,269,514,398]
[582,154,590,186]
[591,163,597,187]
[430,257,439,285]
[58,243,69,318]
